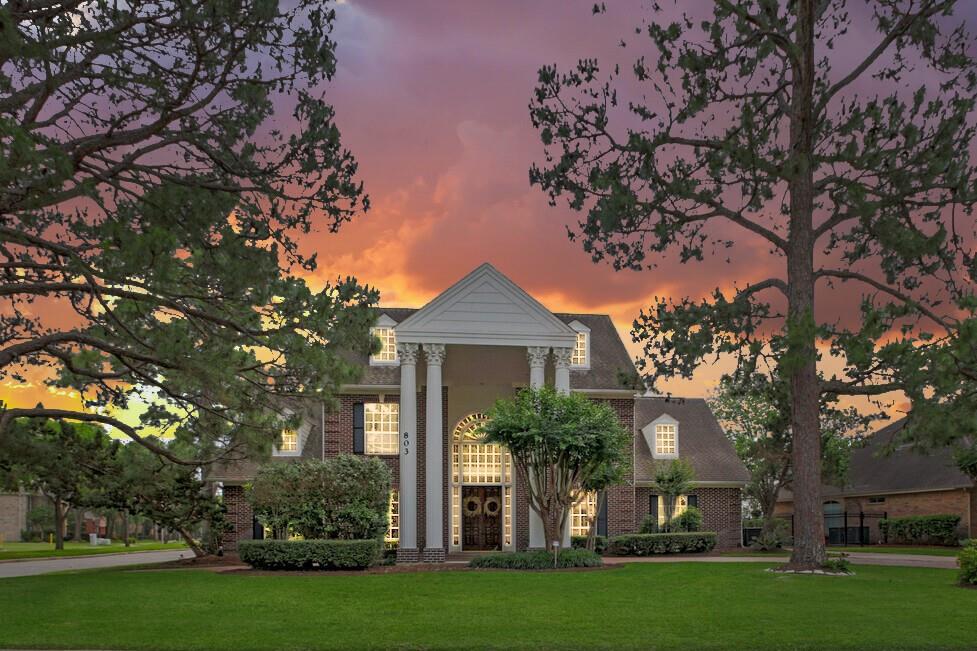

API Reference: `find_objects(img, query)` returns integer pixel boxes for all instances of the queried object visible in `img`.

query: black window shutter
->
[352,403,365,454]
[688,494,698,509]
[252,517,264,540]
[649,494,659,519]
[597,498,608,537]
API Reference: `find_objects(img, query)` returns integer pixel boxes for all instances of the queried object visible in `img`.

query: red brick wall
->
[222,485,252,551]
[635,486,743,549]
[844,489,973,541]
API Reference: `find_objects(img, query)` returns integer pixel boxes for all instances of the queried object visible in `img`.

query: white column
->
[397,342,419,557]
[553,347,572,395]
[423,343,446,561]
[527,346,549,548]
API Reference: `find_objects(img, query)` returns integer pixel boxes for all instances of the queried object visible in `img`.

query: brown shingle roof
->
[634,397,749,484]
[823,419,972,497]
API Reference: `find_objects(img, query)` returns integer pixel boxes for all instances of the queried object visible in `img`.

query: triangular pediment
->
[395,263,577,347]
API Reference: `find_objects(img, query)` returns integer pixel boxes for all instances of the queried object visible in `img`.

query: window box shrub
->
[606,532,718,556]
[570,535,608,554]
[878,514,962,546]
[469,549,602,569]
[959,540,977,586]
[238,539,381,570]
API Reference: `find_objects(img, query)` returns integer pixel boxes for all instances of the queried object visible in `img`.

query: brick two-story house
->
[210,264,748,560]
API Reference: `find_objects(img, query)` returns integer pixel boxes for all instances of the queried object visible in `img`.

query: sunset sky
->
[9,1,977,417]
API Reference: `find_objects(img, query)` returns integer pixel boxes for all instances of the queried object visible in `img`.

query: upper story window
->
[276,428,299,455]
[369,314,399,366]
[655,423,677,457]
[365,402,399,455]
[568,320,590,368]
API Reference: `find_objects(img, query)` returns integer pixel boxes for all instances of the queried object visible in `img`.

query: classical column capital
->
[526,346,550,368]
[552,346,573,369]
[423,343,446,366]
[397,342,419,365]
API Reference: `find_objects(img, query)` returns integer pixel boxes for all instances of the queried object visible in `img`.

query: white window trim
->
[369,314,400,366]
[364,402,400,456]
[567,320,591,369]
[273,411,304,457]
[643,413,679,459]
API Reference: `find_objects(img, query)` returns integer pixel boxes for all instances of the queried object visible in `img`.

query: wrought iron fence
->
[743,511,889,547]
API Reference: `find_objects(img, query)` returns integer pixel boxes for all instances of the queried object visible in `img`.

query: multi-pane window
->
[571,332,588,367]
[386,490,400,543]
[278,428,298,453]
[657,495,688,526]
[370,327,397,364]
[570,492,598,538]
[655,423,677,456]
[460,443,505,484]
[365,403,399,455]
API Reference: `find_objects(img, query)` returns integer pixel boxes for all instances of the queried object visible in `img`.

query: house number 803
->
[402,432,410,454]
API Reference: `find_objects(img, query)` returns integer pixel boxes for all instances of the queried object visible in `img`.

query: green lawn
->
[0,540,186,561]
[829,545,962,557]
[1,563,974,650]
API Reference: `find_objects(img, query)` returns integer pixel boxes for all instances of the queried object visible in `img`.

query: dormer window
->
[276,428,299,456]
[568,320,590,369]
[370,314,399,365]
[655,423,677,456]
[643,414,679,459]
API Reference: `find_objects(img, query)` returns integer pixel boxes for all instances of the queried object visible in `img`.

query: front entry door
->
[462,486,502,550]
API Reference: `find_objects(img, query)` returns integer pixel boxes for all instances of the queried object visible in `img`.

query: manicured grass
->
[829,545,962,557]
[0,541,186,561]
[1,563,975,650]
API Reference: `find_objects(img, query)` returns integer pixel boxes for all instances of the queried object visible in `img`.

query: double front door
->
[462,485,501,550]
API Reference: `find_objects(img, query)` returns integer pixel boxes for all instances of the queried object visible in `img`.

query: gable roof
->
[823,419,972,497]
[634,397,749,485]
[394,263,578,348]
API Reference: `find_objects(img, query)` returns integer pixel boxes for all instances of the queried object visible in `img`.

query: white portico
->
[390,263,578,562]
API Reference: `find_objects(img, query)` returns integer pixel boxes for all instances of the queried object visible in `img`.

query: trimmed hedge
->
[469,549,602,570]
[606,532,717,556]
[570,535,608,554]
[879,514,962,546]
[959,540,977,586]
[238,539,381,570]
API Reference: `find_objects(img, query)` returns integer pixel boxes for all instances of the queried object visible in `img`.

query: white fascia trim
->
[574,388,639,397]
[340,384,400,393]
[635,480,748,489]
[567,320,591,370]
[396,331,575,348]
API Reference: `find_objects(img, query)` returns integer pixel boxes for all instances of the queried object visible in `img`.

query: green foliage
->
[468,548,602,570]
[673,506,703,533]
[483,387,630,548]
[823,555,853,575]
[24,505,54,538]
[570,535,607,555]
[607,532,717,556]
[879,515,962,546]
[958,540,977,586]
[238,539,380,571]
[0,1,377,468]
[247,455,391,540]
[639,515,661,534]
[653,459,694,532]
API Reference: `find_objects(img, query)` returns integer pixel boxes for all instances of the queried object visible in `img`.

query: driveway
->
[0,549,193,579]
[603,552,957,570]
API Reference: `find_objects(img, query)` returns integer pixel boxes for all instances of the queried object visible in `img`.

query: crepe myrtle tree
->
[530,1,977,569]
[709,372,873,537]
[482,387,629,552]
[0,1,380,465]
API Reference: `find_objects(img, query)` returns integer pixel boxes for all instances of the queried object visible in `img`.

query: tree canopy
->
[0,1,377,465]
[530,0,977,569]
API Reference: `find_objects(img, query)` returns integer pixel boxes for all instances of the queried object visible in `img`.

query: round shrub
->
[958,540,977,586]
[469,548,602,570]
[673,506,703,532]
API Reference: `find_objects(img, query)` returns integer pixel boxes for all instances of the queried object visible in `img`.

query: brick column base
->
[396,547,420,563]
[421,548,446,563]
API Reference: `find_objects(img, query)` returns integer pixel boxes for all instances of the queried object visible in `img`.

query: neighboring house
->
[776,419,977,541]
[210,263,749,560]
[0,491,30,542]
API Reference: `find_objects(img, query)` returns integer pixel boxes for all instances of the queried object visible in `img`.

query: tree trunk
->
[784,0,827,570]
[53,496,65,550]
[123,511,130,547]
[586,490,607,551]
[175,525,205,557]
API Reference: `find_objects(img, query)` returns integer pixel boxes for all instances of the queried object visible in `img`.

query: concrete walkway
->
[0,549,192,579]
[604,552,957,570]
